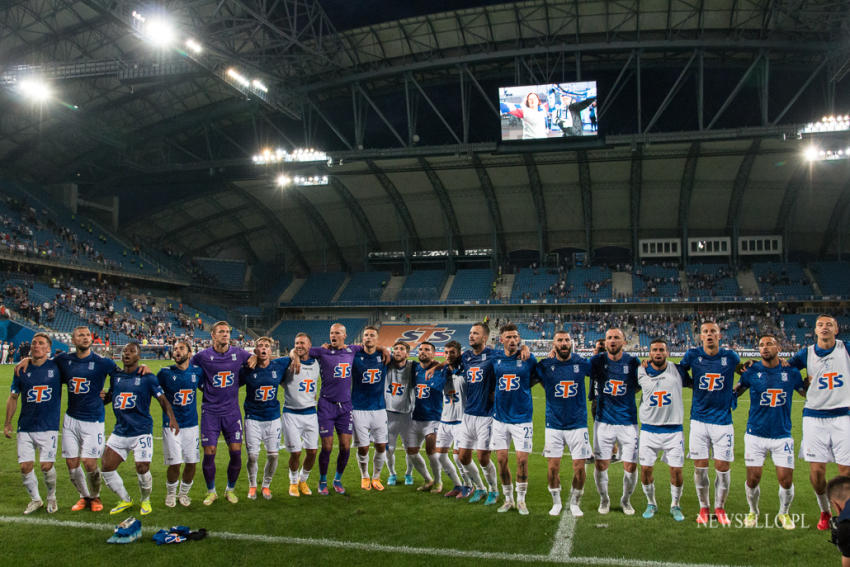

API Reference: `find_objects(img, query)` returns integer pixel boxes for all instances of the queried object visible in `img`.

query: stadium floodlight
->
[226,68,250,87]
[293,175,329,186]
[275,174,292,187]
[800,114,850,134]
[141,16,176,48]
[803,146,819,161]
[18,78,51,102]
[251,79,268,93]
[252,147,328,164]
[185,38,202,54]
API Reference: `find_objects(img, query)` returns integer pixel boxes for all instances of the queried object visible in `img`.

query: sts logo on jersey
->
[298,379,316,393]
[818,372,845,390]
[69,377,90,394]
[173,389,194,406]
[362,369,382,384]
[444,390,460,404]
[698,373,724,391]
[415,384,430,399]
[554,381,578,398]
[499,374,520,391]
[212,371,234,388]
[760,389,787,407]
[334,363,351,380]
[467,367,483,384]
[26,385,52,403]
[386,382,404,396]
[114,392,137,410]
[649,391,672,407]
[603,379,626,396]
[255,385,276,402]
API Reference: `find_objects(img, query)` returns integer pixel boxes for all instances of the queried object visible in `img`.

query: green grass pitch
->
[0,359,841,566]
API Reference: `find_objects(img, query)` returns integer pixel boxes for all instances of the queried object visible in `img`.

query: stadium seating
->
[397,270,446,302]
[511,267,559,302]
[566,267,612,299]
[686,263,740,297]
[193,258,247,289]
[751,262,814,298]
[446,269,494,301]
[809,261,850,297]
[632,264,680,297]
[270,318,368,349]
[289,272,346,305]
[337,271,390,302]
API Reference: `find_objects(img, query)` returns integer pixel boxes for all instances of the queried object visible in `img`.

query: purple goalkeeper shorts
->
[201,410,243,447]
[317,398,353,438]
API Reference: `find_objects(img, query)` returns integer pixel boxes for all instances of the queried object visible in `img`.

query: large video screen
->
[499,81,597,141]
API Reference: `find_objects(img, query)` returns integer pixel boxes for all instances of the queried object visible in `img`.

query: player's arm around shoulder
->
[4,389,19,438]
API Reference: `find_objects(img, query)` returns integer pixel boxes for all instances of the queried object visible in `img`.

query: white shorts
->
[457,414,494,451]
[436,422,461,449]
[801,415,850,465]
[17,431,59,463]
[745,434,795,469]
[281,412,319,452]
[161,425,200,465]
[543,427,592,460]
[490,420,533,453]
[408,420,439,446]
[639,429,685,468]
[387,411,416,448]
[352,409,389,447]
[61,414,105,459]
[106,433,154,462]
[593,422,639,462]
[688,420,735,462]
[245,418,282,456]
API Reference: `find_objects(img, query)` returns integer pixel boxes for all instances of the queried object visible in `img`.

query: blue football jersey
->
[535,354,590,430]
[412,362,447,422]
[460,347,496,417]
[110,370,164,437]
[240,359,289,421]
[56,351,118,423]
[492,352,537,424]
[351,348,387,411]
[157,364,203,428]
[738,362,805,439]
[11,360,62,432]
[590,353,640,425]
[680,347,741,425]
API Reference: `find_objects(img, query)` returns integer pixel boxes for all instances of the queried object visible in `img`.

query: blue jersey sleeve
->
[148,375,164,398]
[11,374,21,394]
[738,370,751,391]
[679,350,693,372]
[675,364,693,387]
[156,368,168,389]
[271,357,291,380]
[788,348,807,370]
[629,357,641,390]
[792,369,806,395]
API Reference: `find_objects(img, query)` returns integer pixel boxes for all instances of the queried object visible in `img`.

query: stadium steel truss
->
[1,0,850,272]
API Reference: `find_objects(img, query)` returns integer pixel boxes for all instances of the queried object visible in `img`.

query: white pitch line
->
[0,515,739,567]
[549,511,576,558]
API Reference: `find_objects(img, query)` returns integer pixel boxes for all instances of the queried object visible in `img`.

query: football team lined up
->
[4,316,850,531]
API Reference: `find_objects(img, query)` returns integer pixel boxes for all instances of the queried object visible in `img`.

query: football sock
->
[484,461,498,492]
[336,447,350,477]
[516,482,528,504]
[87,468,102,498]
[22,471,40,501]
[694,467,709,509]
[247,454,259,487]
[622,470,637,503]
[549,486,562,508]
[463,461,485,490]
[289,468,299,484]
[263,454,278,488]
[385,445,397,476]
[745,483,760,514]
[642,482,656,506]
[202,453,216,491]
[714,470,730,509]
[179,480,192,496]
[372,450,386,480]
[226,450,242,490]
[452,453,469,485]
[300,467,312,483]
[319,447,331,478]
[103,470,131,502]
[570,487,584,507]
[779,485,794,515]
[409,453,431,482]
[43,467,57,499]
[816,490,830,513]
[439,452,462,486]
[593,468,609,501]
[166,480,179,496]
[138,471,152,501]
[502,483,514,503]
[670,483,683,507]
[69,466,90,499]
[427,453,442,484]
[357,452,369,478]
[405,453,414,477]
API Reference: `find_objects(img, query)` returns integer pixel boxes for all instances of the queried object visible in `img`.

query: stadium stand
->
[751,262,814,298]
[566,266,612,299]
[270,318,368,349]
[336,271,390,302]
[809,261,850,296]
[511,267,559,302]
[289,272,346,305]
[632,263,681,298]
[686,263,740,298]
[193,257,247,289]
[396,270,446,302]
[446,269,494,302]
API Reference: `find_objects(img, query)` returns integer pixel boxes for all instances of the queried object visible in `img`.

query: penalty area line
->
[0,515,737,567]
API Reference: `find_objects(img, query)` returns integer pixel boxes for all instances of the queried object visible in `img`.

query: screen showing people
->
[499,81,598,140]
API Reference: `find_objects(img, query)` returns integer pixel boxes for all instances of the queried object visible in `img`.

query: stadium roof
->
[1,0,849,272]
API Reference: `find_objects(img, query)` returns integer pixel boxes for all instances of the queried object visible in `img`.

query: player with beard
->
[384,341,416,486]
[435,340,472,498]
